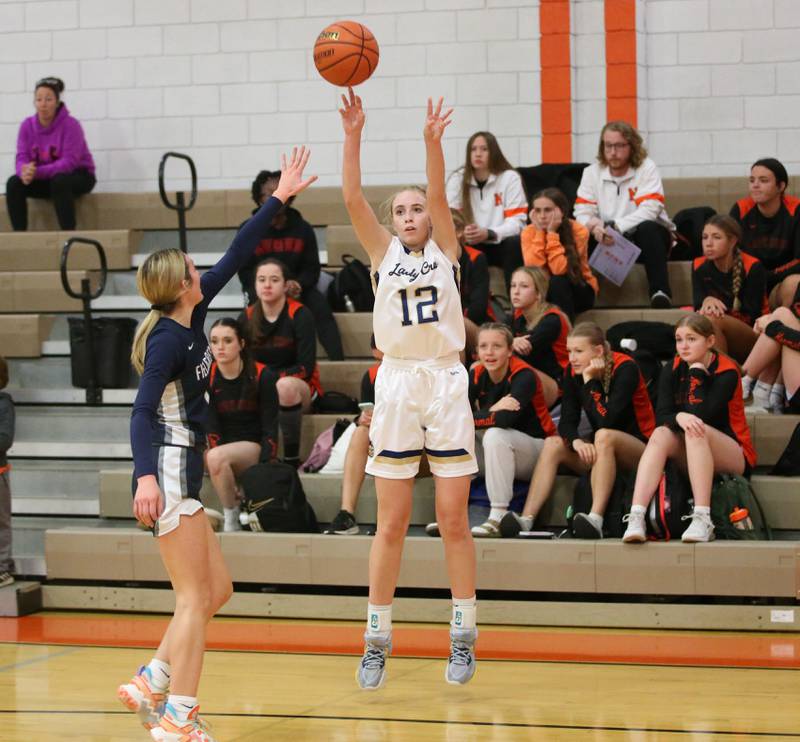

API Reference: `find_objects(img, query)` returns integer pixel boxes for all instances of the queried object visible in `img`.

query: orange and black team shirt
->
[360,362,380,405]
[240,298,322,397]
[692,253,768,327]
[470,356,556,439]
[730,195,800,287]
[657,351,756,470]
[511,307,570,383]
[559,352,655,445]
[459,245,494,324]
[206,361,279,461]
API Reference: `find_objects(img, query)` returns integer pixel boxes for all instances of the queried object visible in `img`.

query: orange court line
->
[1,614,798,669]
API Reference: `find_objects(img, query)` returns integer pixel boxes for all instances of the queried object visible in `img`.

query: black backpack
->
[327,254,374,312]
[646,462,694,541]
[671,206,716,260]
[770,423,800,476]
[710,474,771,540]
[239,462,319,533]
[607,321,676,362]
[314,390,360,414]
[569,471,632,538]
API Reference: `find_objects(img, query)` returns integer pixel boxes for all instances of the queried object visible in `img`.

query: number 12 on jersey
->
[399,285,439,326]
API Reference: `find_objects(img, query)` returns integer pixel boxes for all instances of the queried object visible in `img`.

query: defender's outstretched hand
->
[423,97,453,142]
[340,87,365,136]
[273,146,317,203]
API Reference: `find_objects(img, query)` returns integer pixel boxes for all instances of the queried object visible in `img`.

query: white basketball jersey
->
[372,236,465,360]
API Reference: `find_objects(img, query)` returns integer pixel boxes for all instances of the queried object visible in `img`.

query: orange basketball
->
[313,20,379,87]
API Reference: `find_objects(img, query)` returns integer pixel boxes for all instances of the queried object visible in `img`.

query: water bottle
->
[729,506,753,531]
[620,338,638,352]
[343,293,356,312]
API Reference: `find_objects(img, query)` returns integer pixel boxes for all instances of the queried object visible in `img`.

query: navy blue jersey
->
[130,196,284,479]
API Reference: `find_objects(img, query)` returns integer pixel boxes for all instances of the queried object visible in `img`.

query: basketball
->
[313,20,379,87]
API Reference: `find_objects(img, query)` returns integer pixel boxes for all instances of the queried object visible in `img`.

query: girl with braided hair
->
[501,322,655,539]
[693,215,768,363]
[520,188,598,320]
[509,266,570,408]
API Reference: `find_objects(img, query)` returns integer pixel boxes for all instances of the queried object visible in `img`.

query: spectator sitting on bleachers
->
[741,281,800,415]
[729,158,800,309]
[468,323,556,538]
[237,170,344,360]
[521,187,598,320]
[693,215,768,363]
[623,313,756,544]
[509,266,570,408]
[0,356,15,588]
[205,318,279,532]
[502,322,655,539]
[5,77,95,231]
[574,121,674,309]
[452,209,495,359]
[239,258,322,468]
[446,131,528,288]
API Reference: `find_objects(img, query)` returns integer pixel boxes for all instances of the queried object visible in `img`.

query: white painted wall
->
[0,0,541,192]
[0,0,798,193]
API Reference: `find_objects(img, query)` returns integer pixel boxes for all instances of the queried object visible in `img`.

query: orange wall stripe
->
[604,0,637,125]
[539,0,572,163]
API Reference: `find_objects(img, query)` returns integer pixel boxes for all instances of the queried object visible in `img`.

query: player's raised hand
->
[339,86,365,135]
[423,97,453,142]
[274,146,318,202]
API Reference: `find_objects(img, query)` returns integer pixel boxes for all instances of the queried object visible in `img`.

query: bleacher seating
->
[1,180,798,615]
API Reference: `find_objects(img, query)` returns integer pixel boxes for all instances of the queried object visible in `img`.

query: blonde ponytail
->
[731,249,744,314]
[130,248,189,374]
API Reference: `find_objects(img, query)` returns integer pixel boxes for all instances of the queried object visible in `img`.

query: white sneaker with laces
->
[681,511,715,543]
[621,510,646,543]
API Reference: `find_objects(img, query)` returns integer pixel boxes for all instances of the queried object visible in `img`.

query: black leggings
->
[547,275,596,321]
[6,169,96,231]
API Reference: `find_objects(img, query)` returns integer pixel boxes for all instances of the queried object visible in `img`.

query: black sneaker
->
[325,509,359,535]
[498,511,522,538]
[572,512,603,539]
[0,572,14,589]
[650,290,672,309]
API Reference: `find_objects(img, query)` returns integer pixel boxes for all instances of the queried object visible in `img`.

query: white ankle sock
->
[167,694,196,721]
[741,374,756,397]
[693,506,710,516]
[518,514,534,530]
[223,506,239,521]
[753,380,773,406]
[630,504,646,516]
[146,658,170,693]
[488,507,507,522]
[452,595,477,631]
[769,383,785,411]
[367,603,392,634]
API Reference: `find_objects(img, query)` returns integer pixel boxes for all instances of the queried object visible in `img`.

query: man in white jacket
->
[574,121,674,308]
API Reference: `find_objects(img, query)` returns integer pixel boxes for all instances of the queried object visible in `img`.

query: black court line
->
[0,710,798,737]
[2,639,798,673]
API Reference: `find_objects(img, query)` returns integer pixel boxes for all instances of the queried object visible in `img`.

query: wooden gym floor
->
[1,612,799,740]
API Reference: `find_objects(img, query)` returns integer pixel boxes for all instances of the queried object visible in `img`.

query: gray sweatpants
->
[0,472,12,573]
[475,428,546,509]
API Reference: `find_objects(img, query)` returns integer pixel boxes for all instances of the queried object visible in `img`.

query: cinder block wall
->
[0,0,797,192]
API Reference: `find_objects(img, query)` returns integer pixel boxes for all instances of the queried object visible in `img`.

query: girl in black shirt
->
[509,265,570,408]
[693,215,768,363]
[206,318,279,532]
[623,313,756,544]
[504,322,655,539]
[741,283,800,414]
[240,258,321,467]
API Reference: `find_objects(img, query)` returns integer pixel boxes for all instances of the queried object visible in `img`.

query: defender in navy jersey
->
[118,148,315,741]
[341,89,478,689]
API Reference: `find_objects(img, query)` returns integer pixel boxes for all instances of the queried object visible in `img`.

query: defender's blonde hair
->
[131,248,189,374]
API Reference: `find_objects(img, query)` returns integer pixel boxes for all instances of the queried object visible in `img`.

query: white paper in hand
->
[588,228,641,286]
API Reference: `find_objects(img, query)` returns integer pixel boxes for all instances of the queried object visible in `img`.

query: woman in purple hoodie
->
[5,77,96,231]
